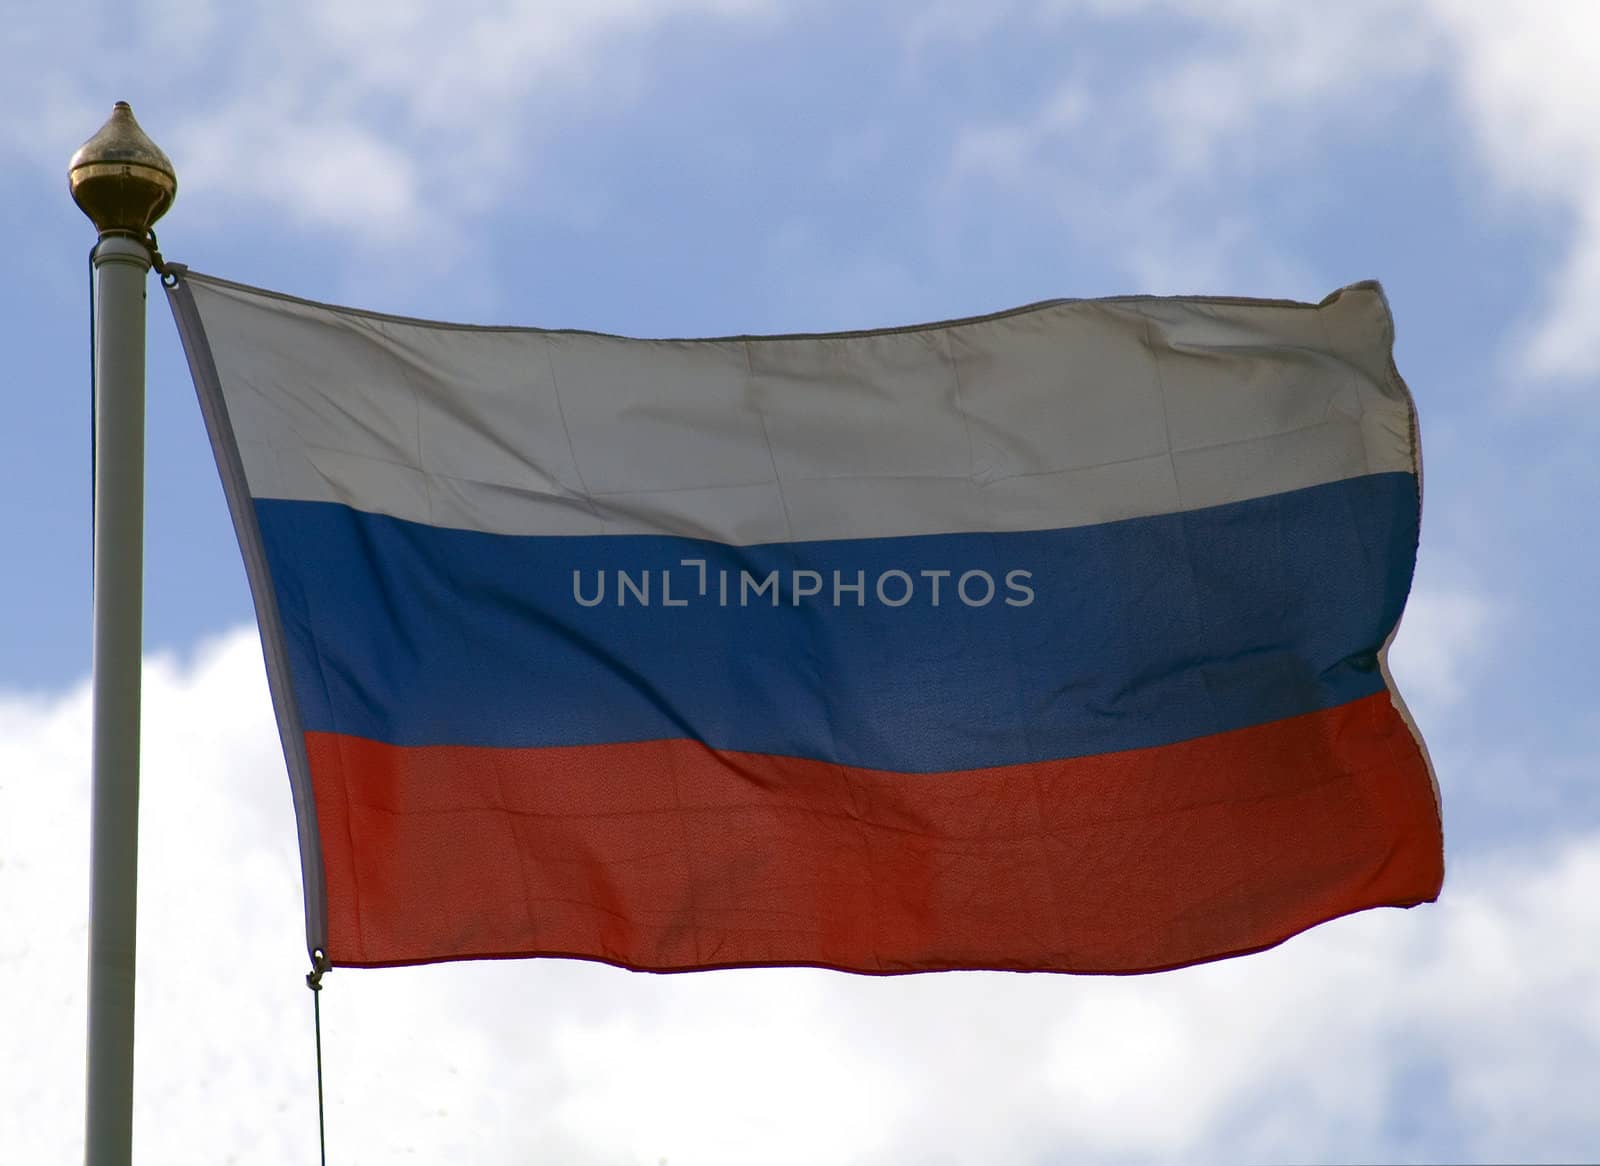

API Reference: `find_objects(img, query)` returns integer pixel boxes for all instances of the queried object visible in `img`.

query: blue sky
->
[3,2,1598,1162]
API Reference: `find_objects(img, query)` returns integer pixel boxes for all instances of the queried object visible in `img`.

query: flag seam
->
[177,268,1384,345]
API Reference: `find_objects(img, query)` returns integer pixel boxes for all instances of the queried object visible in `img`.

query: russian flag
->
[168,270,1442,975]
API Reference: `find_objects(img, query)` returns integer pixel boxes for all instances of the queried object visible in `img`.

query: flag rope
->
[306,949,331,1165]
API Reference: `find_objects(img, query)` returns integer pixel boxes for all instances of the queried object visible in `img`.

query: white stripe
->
[185,273,1417,544]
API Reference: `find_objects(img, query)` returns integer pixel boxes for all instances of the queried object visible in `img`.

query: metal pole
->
[69,102,176,1166]
[84,231,150,1166]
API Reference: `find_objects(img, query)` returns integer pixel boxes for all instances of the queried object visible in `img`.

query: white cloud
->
[1421,0,1600,385]
[946,1,1600,387]
[899,0,1022,69]
[172,100,429,244]
[943,1,1435,296]
[8,0,779,244]
[3,630,1598,1163]
[1387,567,1499,719]
[1111,1,1438,178]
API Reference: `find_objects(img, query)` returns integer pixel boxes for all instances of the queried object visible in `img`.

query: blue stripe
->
[255,472,1417,772]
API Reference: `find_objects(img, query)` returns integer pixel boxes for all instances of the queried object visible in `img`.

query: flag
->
[167,269,1442,975]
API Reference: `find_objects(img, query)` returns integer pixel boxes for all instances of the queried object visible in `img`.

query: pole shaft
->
[84,234,151,1166]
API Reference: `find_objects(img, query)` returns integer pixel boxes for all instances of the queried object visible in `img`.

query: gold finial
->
[69,101,177,237]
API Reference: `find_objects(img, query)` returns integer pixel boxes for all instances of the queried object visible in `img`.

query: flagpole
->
[69,101,176,1166]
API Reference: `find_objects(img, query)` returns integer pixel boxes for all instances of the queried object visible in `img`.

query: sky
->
[2,1,1598,1162]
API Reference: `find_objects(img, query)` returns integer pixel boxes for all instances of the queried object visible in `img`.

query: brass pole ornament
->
[69,101,176,238]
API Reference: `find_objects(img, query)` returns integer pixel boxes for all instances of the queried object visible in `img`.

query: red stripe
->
[306,692,1442,974]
